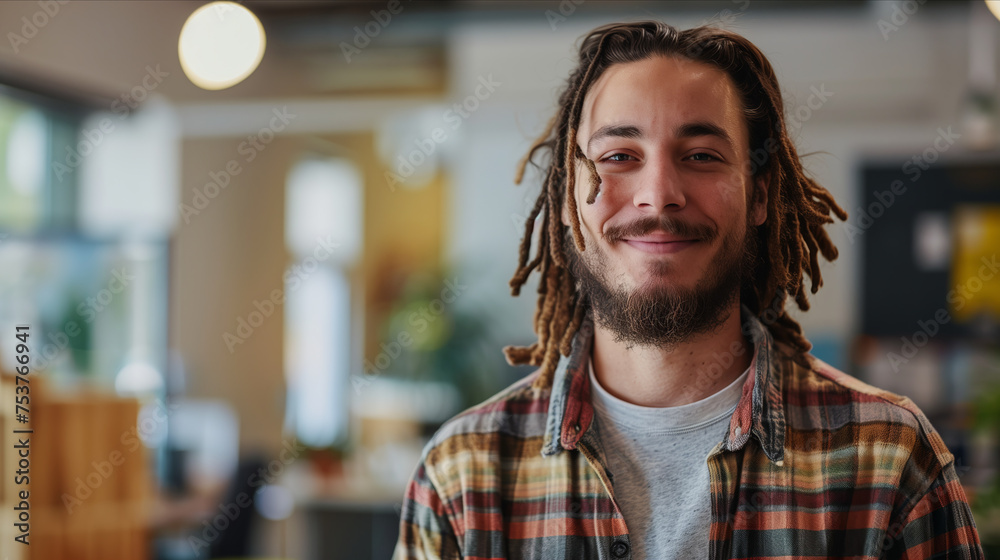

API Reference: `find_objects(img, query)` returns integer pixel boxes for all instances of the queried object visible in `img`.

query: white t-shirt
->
[588,358,750,560]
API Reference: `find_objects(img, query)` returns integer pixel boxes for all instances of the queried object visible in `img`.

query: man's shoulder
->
[779,345,954,467]
[418,368,550,462]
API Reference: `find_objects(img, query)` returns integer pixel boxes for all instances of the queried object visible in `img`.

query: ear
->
[750,174,769,226]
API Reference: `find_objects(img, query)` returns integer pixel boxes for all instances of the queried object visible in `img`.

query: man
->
[393,21,984,560]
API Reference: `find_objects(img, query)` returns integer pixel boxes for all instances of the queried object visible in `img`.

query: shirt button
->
[611,539,629,558]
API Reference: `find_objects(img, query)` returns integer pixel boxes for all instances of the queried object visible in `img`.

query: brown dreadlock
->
[502,21,848,392]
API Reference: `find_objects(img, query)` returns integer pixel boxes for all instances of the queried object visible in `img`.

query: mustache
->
[602,215,717,244]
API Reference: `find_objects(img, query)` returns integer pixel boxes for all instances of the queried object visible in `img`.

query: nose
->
[632,156,686,211]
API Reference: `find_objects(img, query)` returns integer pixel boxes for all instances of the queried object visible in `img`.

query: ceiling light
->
[178,1,266,91]
[987,0,1000,21]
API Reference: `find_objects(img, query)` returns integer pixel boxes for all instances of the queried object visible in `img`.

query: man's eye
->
[602,153,634,163]
[687,152,719,162]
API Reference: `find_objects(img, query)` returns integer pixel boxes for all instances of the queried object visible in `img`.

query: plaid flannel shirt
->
[393,305,984,559]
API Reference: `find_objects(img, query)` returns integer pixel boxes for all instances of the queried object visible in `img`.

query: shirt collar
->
[540,304,786,465]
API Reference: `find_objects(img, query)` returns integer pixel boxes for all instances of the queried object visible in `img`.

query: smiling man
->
[393,21,984,560]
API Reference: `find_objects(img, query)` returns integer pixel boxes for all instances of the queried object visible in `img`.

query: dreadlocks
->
[502,21,848,392]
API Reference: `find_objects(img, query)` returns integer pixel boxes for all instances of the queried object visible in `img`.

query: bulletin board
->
[860,159,1000,338]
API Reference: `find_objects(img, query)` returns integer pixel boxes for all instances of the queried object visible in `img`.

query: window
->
[283,157,362,447]
[0,84,80,231]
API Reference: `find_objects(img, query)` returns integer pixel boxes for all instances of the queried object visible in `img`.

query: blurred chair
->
[206,455,268,558]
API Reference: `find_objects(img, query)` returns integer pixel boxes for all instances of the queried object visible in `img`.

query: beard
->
[565,210,758,349]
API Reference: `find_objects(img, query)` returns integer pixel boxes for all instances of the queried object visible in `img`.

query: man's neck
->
[590,302,753,408]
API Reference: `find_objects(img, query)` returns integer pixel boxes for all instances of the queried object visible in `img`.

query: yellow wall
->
[356,134,447,366]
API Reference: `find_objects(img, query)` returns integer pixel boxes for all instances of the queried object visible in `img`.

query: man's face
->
[564,55,767,347]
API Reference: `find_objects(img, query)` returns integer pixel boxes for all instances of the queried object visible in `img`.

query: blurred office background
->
[0,0,999,558]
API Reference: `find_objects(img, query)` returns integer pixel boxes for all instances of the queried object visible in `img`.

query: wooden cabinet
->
[1,373,153,559]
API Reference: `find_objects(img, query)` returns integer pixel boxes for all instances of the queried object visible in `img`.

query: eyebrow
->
[585,121,734,153]
[586,124,642,153]
[677,121,734,150]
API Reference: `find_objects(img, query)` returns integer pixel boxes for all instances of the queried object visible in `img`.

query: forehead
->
[578,55,748,146]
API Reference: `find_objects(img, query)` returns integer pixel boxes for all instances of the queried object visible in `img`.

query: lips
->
[622,238,698,254]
